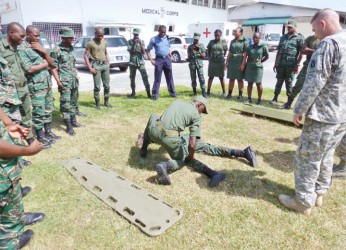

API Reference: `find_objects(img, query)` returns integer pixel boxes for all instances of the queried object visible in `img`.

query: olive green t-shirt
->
[86,39,107,61]
[160,100,201,138]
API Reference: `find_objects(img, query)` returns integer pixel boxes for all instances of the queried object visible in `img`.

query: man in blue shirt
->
[146,25,177,100]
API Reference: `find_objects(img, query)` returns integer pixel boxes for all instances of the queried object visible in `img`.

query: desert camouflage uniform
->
[18,40,54,131]
[128,39,150,93]
[293,30,346,207]
[291,35,320,99]
[0,121,25,250]
[50,42,79,119]
[187,42,206,90]
[335,135,346,161]
[274,32,304,96]
[0,57,22,122]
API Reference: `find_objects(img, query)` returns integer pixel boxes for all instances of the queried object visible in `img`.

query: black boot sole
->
[245,146,257,168]
[156,164,171,185]
[209,172,226,187]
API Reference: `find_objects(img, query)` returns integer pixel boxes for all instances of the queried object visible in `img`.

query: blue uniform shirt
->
[147,35,170,57]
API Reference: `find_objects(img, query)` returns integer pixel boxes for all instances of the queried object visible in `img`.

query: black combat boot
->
[192,87,197,96]
[64,119,76,136]
[44,122,61,141]
[104,97,113,108]
[71,115,85,128]
[201,88,206,98]
[278,96,294,109]
[18,229,35,249]
[270,94,279,104]
[76,107,87,117]
[146,89,152,98]
[129,88,136,98]
[95,100,101,110]
[139,139,150,158]
[156,161,174,185]
[202,166,226,187]
[231,146,257,167]
[35,129,51,148]
[22,186,32,198]
[24,212,46,226]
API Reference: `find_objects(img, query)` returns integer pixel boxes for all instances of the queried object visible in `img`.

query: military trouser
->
[274,66,295,96]
[291,63,308,99]
[189,61,205,90]
[0,179,25,250]
[92,61,110,101]
[294,118,346,207]
[17,85,34,139]
[129,64,150,92]
[144,113,233,172]
[335,134,346,161]
[59,77,78,120]
[29,82,54,131]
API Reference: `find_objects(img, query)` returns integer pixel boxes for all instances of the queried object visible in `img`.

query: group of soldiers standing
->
[0,22,86,249]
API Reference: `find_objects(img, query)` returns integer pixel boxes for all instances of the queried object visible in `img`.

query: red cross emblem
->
[203,28,211,38]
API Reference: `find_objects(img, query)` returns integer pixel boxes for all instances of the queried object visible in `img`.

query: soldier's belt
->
[156,119,179,137]
[92,60,107,65]
[232,54,243,57]
[249,58,261,62]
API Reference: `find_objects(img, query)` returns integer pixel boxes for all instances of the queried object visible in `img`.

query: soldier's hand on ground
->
[7,124,29,139]
[30,42,46,53]
[90,67,97,75]
[293,114,302,126]
[25,140,44,155]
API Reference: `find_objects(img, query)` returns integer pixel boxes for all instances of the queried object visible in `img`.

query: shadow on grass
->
[274,136,300,145]
[127,146,168,172]
[256,150,295,173]
[195,169,294,209]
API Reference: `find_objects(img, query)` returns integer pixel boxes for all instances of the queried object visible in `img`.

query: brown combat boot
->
[278,194,312,216]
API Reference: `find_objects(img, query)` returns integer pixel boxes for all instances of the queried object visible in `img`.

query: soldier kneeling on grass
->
[137,96,257,187]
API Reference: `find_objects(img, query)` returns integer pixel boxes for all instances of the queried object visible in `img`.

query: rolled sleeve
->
[189,114,201,138]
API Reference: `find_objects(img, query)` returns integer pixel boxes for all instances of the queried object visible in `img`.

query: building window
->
[33,22,83,44]
[192,0,209,6]
[167,0,189,3]
[212,0,226,9]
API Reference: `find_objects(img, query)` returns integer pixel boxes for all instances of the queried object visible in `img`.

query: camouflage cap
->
[193,96,208,114]
[287,19,297,27]
[193,32,201,40]
[59,27,74,37]
[133,28,140,35]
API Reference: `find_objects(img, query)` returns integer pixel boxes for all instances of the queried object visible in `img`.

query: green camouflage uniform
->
[274,32,304,96]
[0,57,22,122]
[291,35,320,99]
[86,39,110,102]
[187,42,206,89]
[0,121,25,250]
[18,40,54,131]
[143,100,233,171]
[293,30,346,207]
[227,37,248,80]
[50,42,79,119]
[128,39,150,93]
[207,39,228,77]
[0,38,33,138]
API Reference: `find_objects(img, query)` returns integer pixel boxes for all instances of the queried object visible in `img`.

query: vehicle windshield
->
[105,37,127,47]
[184,37,193,44]
[268,34,281,41]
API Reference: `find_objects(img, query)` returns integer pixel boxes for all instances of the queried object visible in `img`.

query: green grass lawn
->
[23,85,345,249]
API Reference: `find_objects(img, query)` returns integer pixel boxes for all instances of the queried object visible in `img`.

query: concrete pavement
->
[71,51,303,94]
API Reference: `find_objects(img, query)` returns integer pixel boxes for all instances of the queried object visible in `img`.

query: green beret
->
[59,27,74,38]
[193,32,201,39]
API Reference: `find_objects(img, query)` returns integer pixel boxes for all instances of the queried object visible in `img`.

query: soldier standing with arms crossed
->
[51,27,85,136]
[127,28,151,98]
[18,25,60,148]
[279,9,346,215]
[84,27,113,110]
[187,32,206,97]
